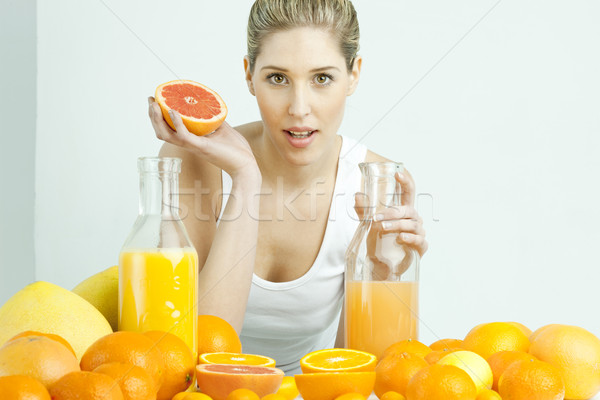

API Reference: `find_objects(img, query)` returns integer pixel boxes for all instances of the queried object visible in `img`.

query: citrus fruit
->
[486,350,536,391]
[72,265,119,331]
[506,322,532,338]
[200,352,276,367]
[144,330,196,399]
[300,348,377,373]
[0,335,80,387]
[228,388,260,400]
[381,339,432,360]
[7,330,76,357]
[176,394,214,400]
[373,352,427,397]
[379,391,406,400]
[155,80,227,136]
[48,370,124,400]
[275,375,299,400]
[462,322,530,360]
[294,372,376,400]
[0,375,51,399]
[429,338,464,351]
[529,324,563,342]
[475,389,501,400]
[498,359,564,400]
[93,362,157,400]
[405,364,477,400]
[529,324,600,399]
[424,347,462,365]
[197,315,242,355]
[334,393,366,400]
[80,331,165,392]
[0,281,113,360]
[262,393,288,400]
[195,364,284,400]
[437,350,493,394]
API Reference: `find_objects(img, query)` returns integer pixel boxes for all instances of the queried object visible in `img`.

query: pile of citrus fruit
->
[2,267,600,400]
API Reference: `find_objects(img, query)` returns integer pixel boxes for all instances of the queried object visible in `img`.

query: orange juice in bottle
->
[345,162,419,359]
[119,157,198,360]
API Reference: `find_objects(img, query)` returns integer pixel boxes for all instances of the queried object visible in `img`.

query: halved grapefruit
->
[195,364,284,400]
[155,80,227,136]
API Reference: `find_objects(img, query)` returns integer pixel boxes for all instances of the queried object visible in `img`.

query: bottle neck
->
[139,172,180,218]
[137,157,182,219]
[360,162,403,218]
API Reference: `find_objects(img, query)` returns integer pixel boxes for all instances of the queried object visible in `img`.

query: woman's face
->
[245,27,361,166]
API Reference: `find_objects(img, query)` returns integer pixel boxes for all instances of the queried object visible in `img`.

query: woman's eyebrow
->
[260,65,340,72]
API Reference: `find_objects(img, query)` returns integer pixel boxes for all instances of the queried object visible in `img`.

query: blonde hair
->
[247,0,360,72]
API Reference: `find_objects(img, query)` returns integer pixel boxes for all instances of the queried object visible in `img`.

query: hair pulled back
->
[247,0,360,72]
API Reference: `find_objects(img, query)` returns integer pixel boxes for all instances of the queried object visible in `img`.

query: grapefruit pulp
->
[195,364,284,400]
[155,80,227,136]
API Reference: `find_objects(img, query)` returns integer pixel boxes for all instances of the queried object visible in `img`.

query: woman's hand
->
[148,97,259,180]
[355,168,428,257]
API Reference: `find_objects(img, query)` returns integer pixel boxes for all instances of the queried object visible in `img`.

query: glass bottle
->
[119,157,198,359]
[345,162,419,359]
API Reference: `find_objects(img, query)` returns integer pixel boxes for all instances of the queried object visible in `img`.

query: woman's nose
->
[288,86,311,117]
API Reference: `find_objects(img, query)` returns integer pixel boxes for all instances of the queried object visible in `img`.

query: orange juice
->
[345,280,418,359]
[119,248,198,359]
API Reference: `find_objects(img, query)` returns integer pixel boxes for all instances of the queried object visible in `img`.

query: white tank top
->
[218,135,367,375]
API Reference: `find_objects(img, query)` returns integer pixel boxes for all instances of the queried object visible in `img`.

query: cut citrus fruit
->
[155,80,227,136]
[300,348,377,373]
[199,352,276,367]
[195,364,284,400]
[294,372,376,400]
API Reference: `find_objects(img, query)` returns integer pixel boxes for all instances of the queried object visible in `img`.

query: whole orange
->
[93,362,157,400]
[0,335,80,387]
[198,315,242,355]
[486,350,536,391]
[0,375,51,399]
[506,322,532,338]
[374,352,428,397]
[498,359,564,400]
[144,330,196,400]
[334,393,366,400]
[49,371,123,400]
[381,339,432,360]
[529,324,600,399]
[275,375,299,400]
[379,391,406,400]
[80,331,165,392]
[7,330,77,357]
[262,393,288,400]
[462,322,529,360]
[429,338,464,351]
[405,364,477,400]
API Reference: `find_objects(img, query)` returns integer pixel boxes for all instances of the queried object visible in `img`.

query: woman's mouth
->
[286,130,315,138]
[284,128,317,148]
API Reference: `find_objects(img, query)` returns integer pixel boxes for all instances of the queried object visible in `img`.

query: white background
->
[2,0,600,347]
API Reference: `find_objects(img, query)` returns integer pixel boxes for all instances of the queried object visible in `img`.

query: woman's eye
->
[268,74,286,84]
[315,74,332,85]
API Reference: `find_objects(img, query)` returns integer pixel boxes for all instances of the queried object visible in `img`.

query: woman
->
[148,0,427,374]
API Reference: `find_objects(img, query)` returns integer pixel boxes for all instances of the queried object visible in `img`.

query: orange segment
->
[199,352,276,367]
[294,372,376,400]
[300,348,377,373]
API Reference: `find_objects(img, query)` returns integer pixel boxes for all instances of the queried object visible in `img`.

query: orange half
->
[155,79,227,136]
[300,348,377,373]
[199,352,276,367]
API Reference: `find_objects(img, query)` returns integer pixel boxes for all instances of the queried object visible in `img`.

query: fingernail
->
[397,172,405,180]
[382,221,392,230]
[168,109,175,118]
[374,213,384,221]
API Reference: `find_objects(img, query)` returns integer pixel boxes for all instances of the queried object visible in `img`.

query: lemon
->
[72,265,118,331]
[437,350,493,394]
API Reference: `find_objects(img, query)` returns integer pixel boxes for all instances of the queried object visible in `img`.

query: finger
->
[396,233,428,256]
[374,205,419,221]
[397,168,415,207]
[380,219,425,236]
[354,192,369,220]
[168,109,190,135]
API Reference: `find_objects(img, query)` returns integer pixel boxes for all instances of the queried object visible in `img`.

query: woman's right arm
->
[148,98,261,333]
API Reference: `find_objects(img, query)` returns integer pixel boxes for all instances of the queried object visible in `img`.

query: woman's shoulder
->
[363,149,393,163]
[234,120,263,142]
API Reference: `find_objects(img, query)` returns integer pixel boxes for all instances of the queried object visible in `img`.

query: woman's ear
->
[347,55,362,96]
[243,56,255,96]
